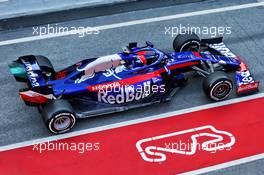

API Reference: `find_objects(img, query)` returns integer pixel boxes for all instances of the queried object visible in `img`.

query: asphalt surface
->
[0,0,264,174]
[0,0,204,30]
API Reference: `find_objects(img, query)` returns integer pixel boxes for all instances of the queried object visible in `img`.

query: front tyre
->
[203,71,233,101]
[42,100,76,134]
[173,32,201,52]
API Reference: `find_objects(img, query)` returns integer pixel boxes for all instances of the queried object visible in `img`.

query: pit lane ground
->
[0,0,263,174]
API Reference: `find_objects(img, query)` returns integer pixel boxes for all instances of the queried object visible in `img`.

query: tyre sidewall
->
[173,33,200,52]
[179,39,200,52]
[209,79,233,101]
[48,111,76,134]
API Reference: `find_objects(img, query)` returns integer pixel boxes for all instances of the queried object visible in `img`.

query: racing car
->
[9,32,259,134]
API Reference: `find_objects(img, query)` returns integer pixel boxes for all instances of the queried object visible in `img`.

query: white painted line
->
[136,125,235,163]
[1,92,264,152]
[179,153,264,175]
[0,2,264,46]
[257,0,264,6]
[0,0,8,2]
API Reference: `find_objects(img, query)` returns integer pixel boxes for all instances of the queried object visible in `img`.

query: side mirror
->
[146,41,154,47]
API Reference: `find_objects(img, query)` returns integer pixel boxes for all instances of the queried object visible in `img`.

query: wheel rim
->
[213,83,230,99]
[53,116,71,131]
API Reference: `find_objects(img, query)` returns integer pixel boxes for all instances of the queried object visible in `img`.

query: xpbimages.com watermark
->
[164,140,232,154]
[32,141,100,154]
[164,24,232,37]
[87,80,166,104]
[32,24,100,37]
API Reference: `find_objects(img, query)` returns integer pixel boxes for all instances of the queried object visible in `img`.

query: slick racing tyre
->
[42,100,76,134]
[203,71,233,101]
[173,32,201,52]
[35,55,55,78]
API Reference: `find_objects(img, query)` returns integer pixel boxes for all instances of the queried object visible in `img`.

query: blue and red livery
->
[9,33,259,133]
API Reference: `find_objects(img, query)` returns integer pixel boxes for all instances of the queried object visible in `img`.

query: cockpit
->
[75,41,164,83]
[122,42,161,68]
[131,50,159,68]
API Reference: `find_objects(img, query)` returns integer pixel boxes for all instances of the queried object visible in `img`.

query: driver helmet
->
[136,50,158,65]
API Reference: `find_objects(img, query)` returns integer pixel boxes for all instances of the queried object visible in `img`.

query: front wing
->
[206,39,259,95]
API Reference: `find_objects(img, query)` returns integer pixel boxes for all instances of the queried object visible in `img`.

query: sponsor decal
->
[136,125,235,163]
[237,81,259,93]
[210,42,237,58]
[238,70,254,85]
[89,82,122,92]
[23,61,40,87]
[98,81,152,104]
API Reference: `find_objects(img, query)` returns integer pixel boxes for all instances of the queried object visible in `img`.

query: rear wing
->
[203,38,259,94]
[9,55,56,105]
[9,55,46,87]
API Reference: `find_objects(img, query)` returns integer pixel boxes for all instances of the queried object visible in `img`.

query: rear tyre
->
[42,100,76,134]
[35,55,55,77]
[173,32,201,52]
[203,71,233,101]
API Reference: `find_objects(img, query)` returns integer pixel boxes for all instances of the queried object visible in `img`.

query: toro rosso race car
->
[9,33,259,134]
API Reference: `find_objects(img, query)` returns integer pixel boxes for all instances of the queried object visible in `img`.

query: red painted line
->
[1,98,264,175]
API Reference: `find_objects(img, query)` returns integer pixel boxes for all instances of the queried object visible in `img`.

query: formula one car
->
[9,33,259,134]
